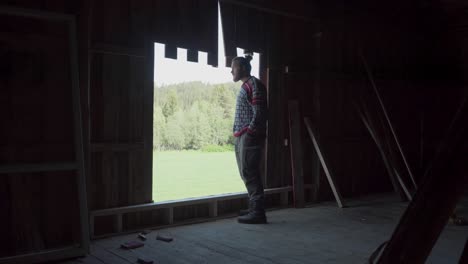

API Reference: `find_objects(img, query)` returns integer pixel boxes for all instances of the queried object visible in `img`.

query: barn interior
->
[0,0,467,263]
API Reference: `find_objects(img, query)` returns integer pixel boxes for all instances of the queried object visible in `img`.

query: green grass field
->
[152,151,246,202]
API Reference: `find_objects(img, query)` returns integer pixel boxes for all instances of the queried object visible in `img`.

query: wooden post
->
[187,49,199,62]
[288,100,305,208]
[166,208,174,225]
[208,201,218,217]
[115,214,123,233]
[266,68,286,188]
[304,117,345,208]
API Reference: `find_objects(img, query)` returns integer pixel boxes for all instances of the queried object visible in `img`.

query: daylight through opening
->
[152,9,260,202]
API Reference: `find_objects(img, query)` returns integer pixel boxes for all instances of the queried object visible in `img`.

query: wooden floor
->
[62,194,467,264]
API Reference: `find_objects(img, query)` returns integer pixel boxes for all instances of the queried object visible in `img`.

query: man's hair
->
[232,55,252,73]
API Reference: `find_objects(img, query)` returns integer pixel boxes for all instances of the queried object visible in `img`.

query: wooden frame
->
[90,186,293,238]
[0,6,89,264]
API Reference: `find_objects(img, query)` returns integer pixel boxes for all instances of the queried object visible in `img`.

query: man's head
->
[231,55,252,82]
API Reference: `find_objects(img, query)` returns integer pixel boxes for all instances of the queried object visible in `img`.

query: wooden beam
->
[0,247,85,264]
[187,49,199,63]
[91,186,292,217]
[0,5,74,21]
[218,0,312,22]
[89,186,319,238]
[90,142,145,152]
[304,117,345,208]
[90,43,146,58]
[89,187,292,238]
[69,15,90,254]
[164,44,177,60]
[355,101,411,201]
[359,51,417,189]
[288,101,305,208]
[376,95,468,263]
[0,162,78,174]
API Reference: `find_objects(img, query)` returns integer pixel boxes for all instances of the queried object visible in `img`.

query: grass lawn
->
[152,151,246,202]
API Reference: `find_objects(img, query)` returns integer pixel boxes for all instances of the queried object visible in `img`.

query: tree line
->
[153,81,240,151]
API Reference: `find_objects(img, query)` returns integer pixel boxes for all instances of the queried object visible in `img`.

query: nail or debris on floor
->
[138,233,147,241]
[120,240,144,249]
[156,234,173,242]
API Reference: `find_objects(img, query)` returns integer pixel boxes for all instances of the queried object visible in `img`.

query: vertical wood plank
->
[115,213,123,233]
[266,69,286,188]
[280,192,289,206]
[208,201,218,217]
[288,100,305,208]
[166,208,174,225]
[89,215,95,239]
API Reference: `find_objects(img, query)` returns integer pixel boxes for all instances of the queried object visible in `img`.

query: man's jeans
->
[235,133,265,213]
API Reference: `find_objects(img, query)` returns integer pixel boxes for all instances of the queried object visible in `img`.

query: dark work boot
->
[238,199,266,224]
[238,199,254,216]
[237,211,267,224]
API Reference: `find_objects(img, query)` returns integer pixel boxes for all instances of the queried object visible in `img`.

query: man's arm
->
[247,80,267,135]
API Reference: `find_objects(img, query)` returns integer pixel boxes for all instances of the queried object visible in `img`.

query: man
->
[231,55,268,224]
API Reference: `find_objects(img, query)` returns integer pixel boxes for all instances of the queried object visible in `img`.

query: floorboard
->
[62,194,468,264]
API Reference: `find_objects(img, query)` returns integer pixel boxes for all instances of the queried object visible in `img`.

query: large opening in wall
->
[152,9,260,202]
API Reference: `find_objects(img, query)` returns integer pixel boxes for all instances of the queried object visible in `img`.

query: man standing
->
[231,55,268,224]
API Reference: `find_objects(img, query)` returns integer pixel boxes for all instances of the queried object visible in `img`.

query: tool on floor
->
[156,234,173,242]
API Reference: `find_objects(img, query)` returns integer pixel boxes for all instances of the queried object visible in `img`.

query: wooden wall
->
[2,0,467,247]
[288,1,467,201]
[0,2,83,258]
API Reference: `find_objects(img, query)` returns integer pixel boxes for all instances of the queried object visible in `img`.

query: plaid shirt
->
[233,76,268,137]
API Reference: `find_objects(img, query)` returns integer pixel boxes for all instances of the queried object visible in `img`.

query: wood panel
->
[91,0,152,48]
[265,69,288,188]
[89,51,149,211]
[0,7,87,262]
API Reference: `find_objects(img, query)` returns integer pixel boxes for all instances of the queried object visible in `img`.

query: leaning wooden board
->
[304,117,345,208]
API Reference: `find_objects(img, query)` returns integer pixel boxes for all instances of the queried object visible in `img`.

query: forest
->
[153,81,241,151]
